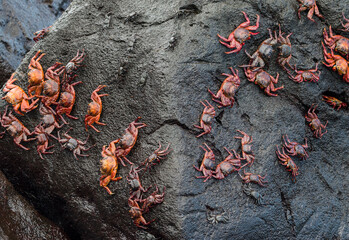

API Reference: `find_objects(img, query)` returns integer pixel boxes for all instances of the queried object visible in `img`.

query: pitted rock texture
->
[0,0,349,239]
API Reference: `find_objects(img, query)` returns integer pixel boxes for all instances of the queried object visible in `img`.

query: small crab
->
[322,42,349,82]
[2,73,39,115]
[193,143,216,182]
[214,148,244,180]
[305,104,328,138]
[38,103,64,134]
[140,142,171,172]
[85,85,108,132]
[128,199,155,229]
[243,184,263,205]
[277,24,293,72]
[140,185,165,213]
[127,165,151,201]
[33,26,52,42]
[239,169,267,187]
[194,100,216,137]
[244,67,284,96]
[276,146,299,182]
[322,96,347,110]
[207,211,229,224]
[297,0,323,22]
[56,128,94,160]
[288,63,320,83]
[115,117,147,166]
[234,130,255,168]
[341,12,349,32]
[32,124,55,159]
[65,49,85,75]
[0,106,35,150]
[27,50,46,97]
[208,67,240,108]
[217,11,260,54]
[323,26,349,58]
[99,139,122,195]
[282,134,309,160]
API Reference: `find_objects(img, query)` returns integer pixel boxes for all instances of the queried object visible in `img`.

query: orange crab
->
[323,26,349,58]
[322,96,347,110]
[297,0,323,22]
[84,85,108,132]
[27,50,46,97]
[194,100,216,137]
[322,42,349,83]
[2,73,39,115]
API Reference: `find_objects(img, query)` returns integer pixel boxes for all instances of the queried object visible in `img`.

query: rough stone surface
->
[0,0,349,239]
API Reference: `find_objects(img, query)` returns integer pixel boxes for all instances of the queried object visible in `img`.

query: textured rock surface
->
[0,0,349,239]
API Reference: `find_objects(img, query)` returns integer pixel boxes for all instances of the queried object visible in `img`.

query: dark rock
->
[0,0,349,239]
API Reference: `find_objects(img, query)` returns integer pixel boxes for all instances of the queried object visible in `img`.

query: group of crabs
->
[193,1,348,209]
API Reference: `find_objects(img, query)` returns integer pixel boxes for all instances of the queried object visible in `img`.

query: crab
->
[217,11,260,54]
[84,85,108,132]
[239,169,267,187]
[40,62,65,107]
[140,142,171,172]
[193,143,216,182]
[323,26,349,58]
[322,95,347,110]
[277,24,293,72]
[244,67,283,96]
[234,130,255,167]
[2,73,39,115]
[240,29,278,69]
[32,124,55,159]
[288,63,320,83]
[128,199,155,229]
[305,104,328,138]
[99,139,122,195]
[38,103,64,134]
[27,50,46,97]
[207,211,229,224]
[33,26,52,42]
[65,49,85,75]
[276,146,299,182]
[297,0,323,22]
[322,42,349,82]
[243,184,263,205]
[194,100,216,137]
[208,67,240,108]
[214,148,244,180]
[0,106,35,150]
[140,185,165,213]
[341,12,349,32]
[127,165,151,201]
[282,134,309,160]
[115,117,147,166]
[56,128,94,160]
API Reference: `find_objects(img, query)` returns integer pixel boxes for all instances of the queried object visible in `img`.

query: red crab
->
[194,100,216,137]
[2,73,39,115]
[276,146,299,182]
[322,96,347,110]
[239,169,267,187]
[38,103,64,134]
[127,165,151,201]
[27,50,46,97]
[65,49,85,75]
[234,130,255,167]
[277,24,293,72]
[99,139,122,195]
[323,26,349,58]
[193,143,216,182]
[128,199,155,229]
[341,12,349,32]
[140,186,165,213]
[40,62,65,107]
[140,142,171,172]
[244,67,283,96]
[297,0,323,22]
[288,63,320,83]
[322,42,349,82]
[217,11,259,54]
[56,128,94,160]
[214,148,244,180]
[282,134,309,160]
[208,67,240,108]
[0,106,35,150]
[33,26,52,42]
[305,104,328,138]
[115,117,147,166]
[32,124,55,159]
[85,85,108,132]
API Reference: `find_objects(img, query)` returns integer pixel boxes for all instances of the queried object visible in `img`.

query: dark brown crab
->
[193,143,216,182]
[239,169,267,187]
[39,103,64,134]
[276,146,299,182]
[32,124,55,159]
[194,100,216,137]
[277,25,293,72]
[140,185,165,213]
[323,26,349,58]
[282,134,309,160]
[305,104,327,138]
[128,199,155,229]
[288,63,320,83]
[214,148,244,180]
[234,130,255,168]
[140,142,171,172]
[127,165,151,201]
[297,0,323,22]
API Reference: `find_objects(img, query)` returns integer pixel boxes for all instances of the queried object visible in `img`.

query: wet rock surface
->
[0,0,349,239]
